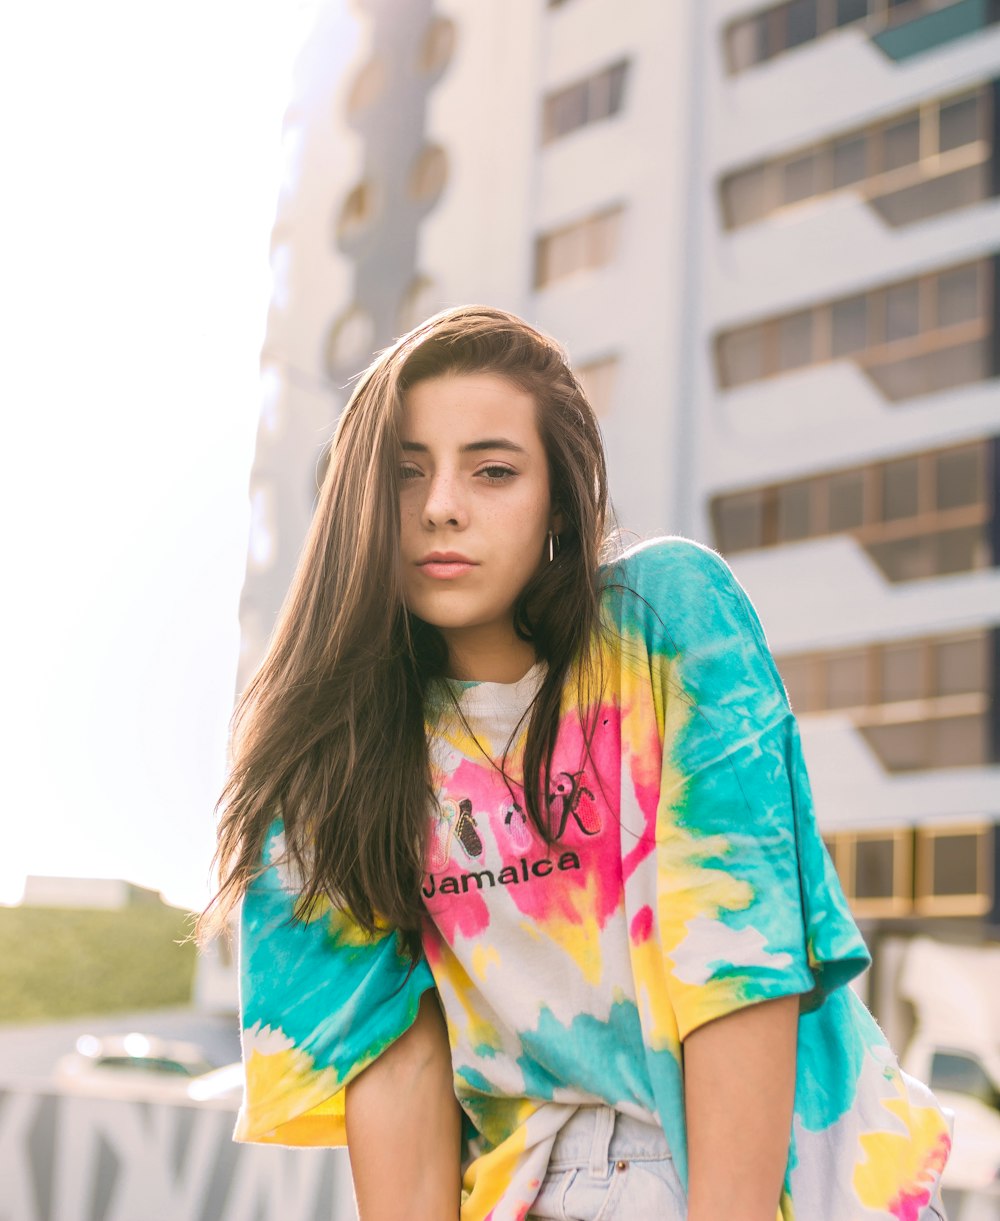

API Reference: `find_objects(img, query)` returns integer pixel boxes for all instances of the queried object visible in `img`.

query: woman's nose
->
[423,470,468,528]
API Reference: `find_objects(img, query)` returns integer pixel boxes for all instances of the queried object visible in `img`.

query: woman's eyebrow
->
[400,438,528,455]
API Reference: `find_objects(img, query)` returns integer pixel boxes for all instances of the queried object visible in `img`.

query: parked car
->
[897,936,1000,1194]
[902,1036,1000,1192]
[53,1032,242,1104]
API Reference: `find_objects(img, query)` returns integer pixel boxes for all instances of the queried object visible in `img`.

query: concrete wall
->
[0,1084,357,1221]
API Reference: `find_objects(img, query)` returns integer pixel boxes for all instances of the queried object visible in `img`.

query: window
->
[408,145,448,204]
[724,165,774,228]
[777,311,814,370]
[592,61,629,121]
[827,469,867,530]
[542,60,629,144]
[831,296,869,357]
[836,0,870,24]
[726,15,768,72]
[546,83,588,143]
[717,327,766,387]
[776,654,818,712]
[824,821,994,920]
[784,0,818,49]
[576,354,619,417]
[726,0,973,73]
[713,489,766,553]
[346,59,386,116]
[840,830,914,916]
[938,92,983,153]
[881,456,921,521]
[832,134,869,187]
[720,84,993,230]
[825,650,869,709]
[916,824,992,915]
[935,633,987,696]
[766,630,991,771]
[935,444,982,511]
[715,256,993,399]
[880,640,926,703]
[336,180,379,245]
[776,480,812,541]
[854,836,897,900]
[936,265,980,329]
[883,281,921,343]
[535,206,624,288]
[419,16,455,76]
[878,116,921,174]
[782,153,818,204]
[710,440,993,584]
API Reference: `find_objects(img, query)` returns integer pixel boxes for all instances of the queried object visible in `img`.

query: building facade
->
[239,0,1000,985]
[698,0,1000,985]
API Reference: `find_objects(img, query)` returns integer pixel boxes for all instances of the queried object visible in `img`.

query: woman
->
[198,305,953,1220]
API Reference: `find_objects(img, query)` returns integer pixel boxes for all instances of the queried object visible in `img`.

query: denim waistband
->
[547,1106,673,1175]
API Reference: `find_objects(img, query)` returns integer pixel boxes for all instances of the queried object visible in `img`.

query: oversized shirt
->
[235,535,953,1220]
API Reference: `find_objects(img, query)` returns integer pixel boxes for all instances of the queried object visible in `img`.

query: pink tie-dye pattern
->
[424,704,628,941]
[631,905,653,943]
[887,1129,951,1221]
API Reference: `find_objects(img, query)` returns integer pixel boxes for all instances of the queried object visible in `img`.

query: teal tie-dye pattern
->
[513,999,655,1110]
[234,536,953,1221]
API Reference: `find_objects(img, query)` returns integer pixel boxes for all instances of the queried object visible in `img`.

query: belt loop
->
[589,1106,616,1177]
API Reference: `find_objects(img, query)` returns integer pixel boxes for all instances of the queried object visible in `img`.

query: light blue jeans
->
[527,1105,686,1220]
[526,1105,950,1220]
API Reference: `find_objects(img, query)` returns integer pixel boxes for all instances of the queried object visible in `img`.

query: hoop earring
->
[547,529,556,563]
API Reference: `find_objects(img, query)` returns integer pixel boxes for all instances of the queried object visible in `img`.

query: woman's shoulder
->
[599,534,752,644]
[602,534,732,586]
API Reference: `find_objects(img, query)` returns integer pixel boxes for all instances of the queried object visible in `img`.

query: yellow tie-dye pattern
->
[628,933,682,1051]
[471,942,501,983]
[439,943,504,1058]
[461,1118,531,1221]
[533,908,604,986]
[656,828,757,1019]
[236,1042,342,1142]
[853,1076,952,1214]
[292,892,332,923]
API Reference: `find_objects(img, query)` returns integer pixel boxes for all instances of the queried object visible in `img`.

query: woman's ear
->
[551,507,567,536]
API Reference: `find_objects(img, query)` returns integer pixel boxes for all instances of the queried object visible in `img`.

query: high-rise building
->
[239,0,1000,966]
[702,0,1000,963]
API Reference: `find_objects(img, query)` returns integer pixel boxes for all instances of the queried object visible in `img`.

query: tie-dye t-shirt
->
[235,536,953,1220]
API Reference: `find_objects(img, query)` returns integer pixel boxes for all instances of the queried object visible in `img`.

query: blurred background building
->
[239,0,1000,1009]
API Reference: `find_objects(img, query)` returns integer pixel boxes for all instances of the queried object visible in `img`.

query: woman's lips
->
[419,560,476,579]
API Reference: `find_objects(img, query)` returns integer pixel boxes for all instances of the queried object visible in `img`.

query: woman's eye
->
[479,465,516,483]
[398,465,422,482]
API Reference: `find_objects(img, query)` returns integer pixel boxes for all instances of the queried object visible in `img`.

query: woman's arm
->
[683,993,801,1221]
[345,988,463,1221]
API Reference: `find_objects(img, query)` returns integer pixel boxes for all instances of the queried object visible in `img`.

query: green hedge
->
[0,904,198,1024]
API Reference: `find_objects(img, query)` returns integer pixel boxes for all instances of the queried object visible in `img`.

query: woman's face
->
[398,371,557,674]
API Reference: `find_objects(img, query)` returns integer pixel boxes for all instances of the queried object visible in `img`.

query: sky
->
[2,2,321,912]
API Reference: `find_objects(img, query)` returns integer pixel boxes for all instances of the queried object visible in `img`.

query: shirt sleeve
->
[234,817,437,1145]
[634,539,872,1043]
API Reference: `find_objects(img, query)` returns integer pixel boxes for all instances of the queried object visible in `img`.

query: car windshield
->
[95,1056,202,1076]
[930,1052,1000,1110]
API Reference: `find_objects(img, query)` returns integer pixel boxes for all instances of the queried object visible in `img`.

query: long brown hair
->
[195,305,612,951]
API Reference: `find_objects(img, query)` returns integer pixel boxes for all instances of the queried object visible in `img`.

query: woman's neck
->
[440,623,538,684]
